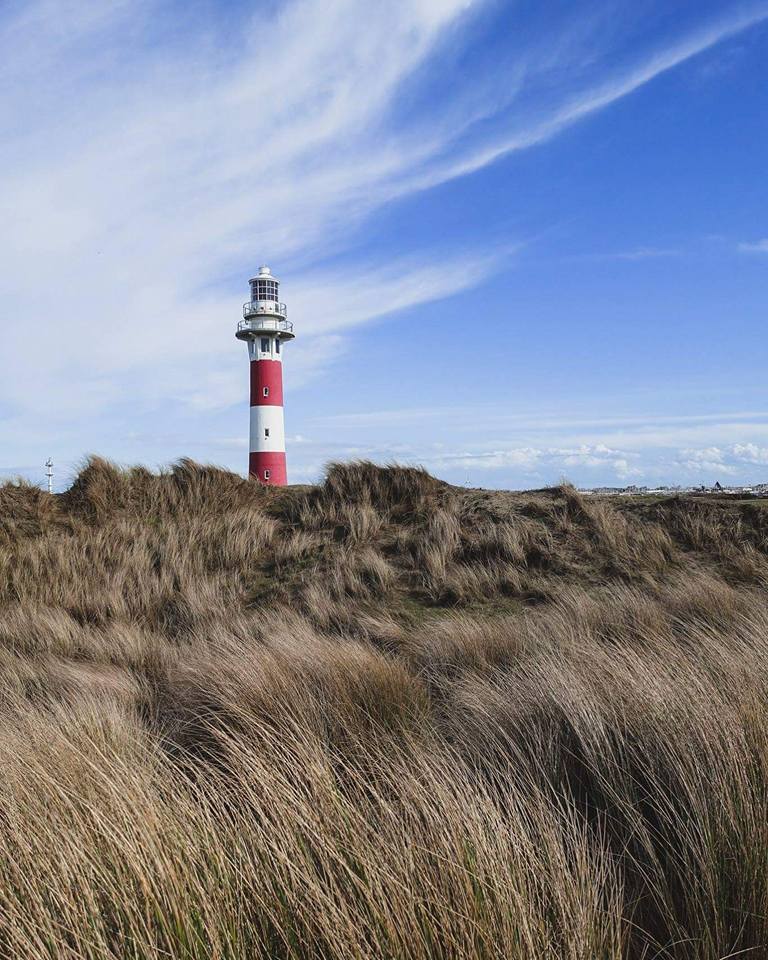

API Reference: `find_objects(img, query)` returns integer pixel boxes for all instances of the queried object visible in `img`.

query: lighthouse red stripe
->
[250,359,284,406]
[250,452,287,485]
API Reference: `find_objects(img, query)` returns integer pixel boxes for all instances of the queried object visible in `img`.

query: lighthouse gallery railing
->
[238,314,293,336]
[243,300,288,319]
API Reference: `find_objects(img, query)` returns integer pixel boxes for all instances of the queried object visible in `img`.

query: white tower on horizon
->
[235,266,295,485]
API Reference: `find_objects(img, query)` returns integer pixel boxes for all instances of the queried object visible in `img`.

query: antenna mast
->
[45,458,53,495]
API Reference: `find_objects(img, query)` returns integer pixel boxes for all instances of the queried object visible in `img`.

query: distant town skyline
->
[1,0,767,490]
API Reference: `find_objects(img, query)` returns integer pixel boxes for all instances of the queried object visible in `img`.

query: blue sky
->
[2,0,768,490]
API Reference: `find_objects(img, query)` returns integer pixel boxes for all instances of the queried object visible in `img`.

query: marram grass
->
[1,458,768,957]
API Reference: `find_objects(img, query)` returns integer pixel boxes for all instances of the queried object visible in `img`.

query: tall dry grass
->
[1,458,768,957]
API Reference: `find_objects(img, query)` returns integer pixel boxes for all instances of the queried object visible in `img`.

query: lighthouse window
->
[264,428,270,438]
[256,280,278,300]
[251,279,279,301]
[264,469,271,481]
[275,339,281,354]
[260,338,269,353]
[263,386,269,397]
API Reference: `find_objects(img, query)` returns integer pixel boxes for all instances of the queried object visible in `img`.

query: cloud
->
[730,443,768,464]
[434,448,544,471]
[162,245,508,415]
[675,443,768,478]
[560,443,631,467]
[678,459,739,476]
[612,459,643,481]
[288,248,512,338]
[285,406,768,487]
[738,239,768,253]
[303,405,768,486]
[317,405,768,444]
[422,442,641,479]
[0,0,485,424]
[2,0,767,472]
[400,4,768,191]
[680,446,725,463]
[579,247,682,262]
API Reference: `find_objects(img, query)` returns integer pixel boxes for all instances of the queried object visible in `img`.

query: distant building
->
[582,480,768,498]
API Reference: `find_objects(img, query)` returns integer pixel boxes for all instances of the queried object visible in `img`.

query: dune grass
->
[1,458,768,958]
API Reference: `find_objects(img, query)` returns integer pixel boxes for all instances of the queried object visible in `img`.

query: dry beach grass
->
[2,458,768,958]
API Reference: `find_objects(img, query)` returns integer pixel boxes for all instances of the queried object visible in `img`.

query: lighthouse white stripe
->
[249,404,286,453]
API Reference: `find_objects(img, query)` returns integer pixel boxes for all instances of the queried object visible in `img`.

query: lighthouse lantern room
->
[236,265,295,485]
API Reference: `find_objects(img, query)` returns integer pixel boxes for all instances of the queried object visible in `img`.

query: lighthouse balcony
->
[236,315,294,340]
[243,300,288,320]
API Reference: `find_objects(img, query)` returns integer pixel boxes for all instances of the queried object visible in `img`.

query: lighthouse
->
[236,266,295,485]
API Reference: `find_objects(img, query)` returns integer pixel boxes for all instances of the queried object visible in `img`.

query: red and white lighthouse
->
[236,266,295,485]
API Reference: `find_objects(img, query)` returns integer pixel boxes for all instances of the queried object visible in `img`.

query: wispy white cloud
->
[288,247,514,338]
[173,246,507,414]
[0,0,482,424]
[1,0,766,473]
[579,247,682,262]
[399,4,768,190]
[427,442,643,478]
[317,405,768,433]
[738,239,768,253]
